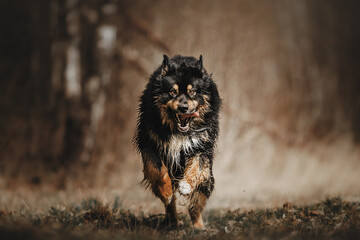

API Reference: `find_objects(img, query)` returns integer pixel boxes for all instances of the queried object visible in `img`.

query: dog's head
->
[152,55,215,133]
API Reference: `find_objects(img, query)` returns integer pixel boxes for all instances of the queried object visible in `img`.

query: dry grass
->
[0,197,359,240]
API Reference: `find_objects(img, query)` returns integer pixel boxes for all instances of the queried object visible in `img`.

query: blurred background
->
[0,0,359,209]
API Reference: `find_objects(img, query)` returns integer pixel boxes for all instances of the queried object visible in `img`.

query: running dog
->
[134,55,221,228]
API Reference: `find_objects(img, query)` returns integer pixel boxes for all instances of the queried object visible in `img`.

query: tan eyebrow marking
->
[173,84,179,92]
[187,84,193,90]
[188,99,198,109]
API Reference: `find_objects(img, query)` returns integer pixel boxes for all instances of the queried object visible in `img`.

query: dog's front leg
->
[178,154,210,196]
[178,154,212,228]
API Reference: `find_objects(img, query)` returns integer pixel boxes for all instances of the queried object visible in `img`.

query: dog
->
[134,55,221,228]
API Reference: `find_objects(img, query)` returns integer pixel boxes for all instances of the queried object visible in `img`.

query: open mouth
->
[175,111,200,132]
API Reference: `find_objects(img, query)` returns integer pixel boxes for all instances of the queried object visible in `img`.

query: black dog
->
[134,55,221,228]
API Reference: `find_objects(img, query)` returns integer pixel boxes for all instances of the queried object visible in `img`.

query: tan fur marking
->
[159,104,168,124]
[154,94,178,131]
[182,155,210,191]
[159,164,173,203]
[188,99,198,112]
[143,159,173,205]
[157,99,179,131]
[202,94,210,101]
[159,103,176,131]
[189,191,207,228]
[193,214,205,229]
[167,99,179,111]
[161,65,168,76]
[153,96,162,108]
[187,84,193,90]
[200,130,210,142]
[173,84,179,92]
[199,94,210,115]
[183,157,200,189]
[193,94,210,124]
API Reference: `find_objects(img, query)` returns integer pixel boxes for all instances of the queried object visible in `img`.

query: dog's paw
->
[178,181,192,195]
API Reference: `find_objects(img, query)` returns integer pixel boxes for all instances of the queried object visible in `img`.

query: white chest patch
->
[162,134,202,171]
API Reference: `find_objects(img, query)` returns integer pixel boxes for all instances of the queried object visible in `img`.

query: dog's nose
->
[178,102,188,113]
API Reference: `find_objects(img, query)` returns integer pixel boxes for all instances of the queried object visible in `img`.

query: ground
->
[1,195,359,240]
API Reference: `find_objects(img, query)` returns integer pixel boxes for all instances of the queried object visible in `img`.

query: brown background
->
[1,0,359,207]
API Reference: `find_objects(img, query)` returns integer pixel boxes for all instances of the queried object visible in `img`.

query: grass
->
[0,197,359,239]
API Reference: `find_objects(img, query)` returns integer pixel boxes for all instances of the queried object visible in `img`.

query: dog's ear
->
[161,55,170,76]
[162,54,169,67]
[196,55,203,71]
[180,62,187,69]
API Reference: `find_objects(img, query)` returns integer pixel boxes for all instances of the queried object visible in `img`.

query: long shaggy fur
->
[134,54,221,227]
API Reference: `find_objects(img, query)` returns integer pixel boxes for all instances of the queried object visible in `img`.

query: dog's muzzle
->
[175,111,200,132]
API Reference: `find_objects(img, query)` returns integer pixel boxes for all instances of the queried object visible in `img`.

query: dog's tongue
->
[180,111,200,120]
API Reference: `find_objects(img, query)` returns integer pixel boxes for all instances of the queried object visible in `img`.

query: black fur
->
[134,54,221,198]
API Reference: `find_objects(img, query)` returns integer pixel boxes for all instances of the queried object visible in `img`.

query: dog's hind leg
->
[178,155,214,228]
[142,159,177,227]
[188,190,207,229]
[165,194,177,227]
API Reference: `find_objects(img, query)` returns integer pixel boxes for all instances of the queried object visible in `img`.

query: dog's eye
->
[188,89,196,96]
[169,89,177,97]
